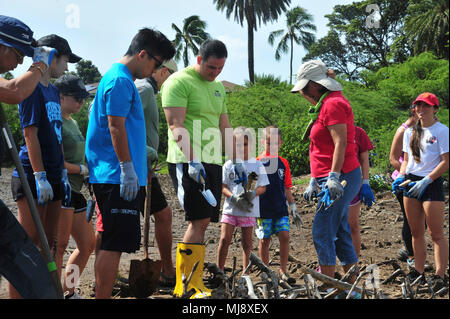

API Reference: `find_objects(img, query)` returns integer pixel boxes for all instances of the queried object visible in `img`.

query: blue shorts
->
[312,167,361,266]
[258,216,290,239]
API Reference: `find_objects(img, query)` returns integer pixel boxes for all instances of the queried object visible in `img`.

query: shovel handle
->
[143,160,156,259]
[399,179,412,187]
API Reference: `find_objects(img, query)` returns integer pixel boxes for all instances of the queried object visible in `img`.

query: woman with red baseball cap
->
[392,92,449,292]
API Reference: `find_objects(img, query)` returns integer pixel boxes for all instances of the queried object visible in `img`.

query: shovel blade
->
[129,258,162,298]
[201,189,217,207]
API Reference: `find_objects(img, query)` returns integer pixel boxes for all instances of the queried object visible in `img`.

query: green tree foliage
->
[172,15,210,67]
[213,0,291,84]
[75,59,102,84]
[404,0,449,59]
[305,0,411,80]
[268,6,316,84]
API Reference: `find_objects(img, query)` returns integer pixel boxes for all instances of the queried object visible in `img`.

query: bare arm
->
[222,184,232,198]
[0,64,46,104]
[255,186,266,196]
[285,187,294,204]
[23,125,45,172]
[163,107,194,161]
[328,123,347,173]
[389,127,405,171]
[359,150,370,180]
[108,115,131,162]
[428,152,449,181]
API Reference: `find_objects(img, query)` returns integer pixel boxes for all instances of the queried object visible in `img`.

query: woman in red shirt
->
[292,60,361,283]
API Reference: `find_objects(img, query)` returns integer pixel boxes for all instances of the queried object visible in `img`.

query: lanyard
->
[302,92,330,141]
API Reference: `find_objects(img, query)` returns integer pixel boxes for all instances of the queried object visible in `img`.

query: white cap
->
[291,60,342,93]
[161,59,178,73]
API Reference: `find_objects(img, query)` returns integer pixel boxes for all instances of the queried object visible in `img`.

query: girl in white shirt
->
[393,92,449,291]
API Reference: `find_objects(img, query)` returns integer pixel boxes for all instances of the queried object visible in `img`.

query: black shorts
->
[148,175,168,215]
[404,174,445,202]
[168,163,222,222]
[62,191,87,213]
[11,176,63,202]
[93,184,145,253]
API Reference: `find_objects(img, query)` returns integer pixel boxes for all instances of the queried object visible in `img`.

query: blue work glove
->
[33,171,54,205]
[407,176,433,200]
[325,172,344,200]
[61,169,71,207]
[33,46,57,68]
[233,161,247,186]
[119,161,140,201]
[188,158,206,184]
[303,178,319,201]
[360,179,375,207]
[392,174,405,194]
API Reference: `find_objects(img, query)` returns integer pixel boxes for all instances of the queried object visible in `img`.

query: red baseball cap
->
[413,92,439,107]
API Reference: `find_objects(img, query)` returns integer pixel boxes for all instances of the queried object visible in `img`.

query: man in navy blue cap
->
[0,15,57,104]
[0,15,58,299]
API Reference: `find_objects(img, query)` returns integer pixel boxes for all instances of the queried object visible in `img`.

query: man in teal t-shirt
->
[85,28,175,299]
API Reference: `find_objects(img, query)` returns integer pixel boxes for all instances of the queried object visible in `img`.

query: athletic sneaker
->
[431,274,448,293]
[407,269,426,285]
[407,258,415,270]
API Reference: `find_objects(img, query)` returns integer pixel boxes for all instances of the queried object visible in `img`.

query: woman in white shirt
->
[392,92,449,292]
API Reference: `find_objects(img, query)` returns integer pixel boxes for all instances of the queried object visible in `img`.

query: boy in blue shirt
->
[85,28,174,299]
[256,126,302,284]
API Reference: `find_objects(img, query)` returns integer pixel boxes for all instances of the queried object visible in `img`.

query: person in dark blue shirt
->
[9,34,81,298]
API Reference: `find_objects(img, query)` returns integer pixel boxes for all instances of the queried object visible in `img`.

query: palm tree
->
[404,0,449,59]
[214,0,291,84]
[172,15,210,67]
[268,6,316,84]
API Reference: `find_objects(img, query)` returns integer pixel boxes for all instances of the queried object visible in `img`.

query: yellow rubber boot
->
[173,242,212,299]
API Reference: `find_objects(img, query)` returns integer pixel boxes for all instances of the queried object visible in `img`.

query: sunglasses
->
[146,51,163,68]
[10,47,24,63]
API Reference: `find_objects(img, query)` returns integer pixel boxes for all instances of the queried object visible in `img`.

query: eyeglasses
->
[10,47,24,63]
[146,51,163,68]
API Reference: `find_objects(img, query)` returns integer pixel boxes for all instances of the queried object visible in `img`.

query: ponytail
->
[410,121,423,163]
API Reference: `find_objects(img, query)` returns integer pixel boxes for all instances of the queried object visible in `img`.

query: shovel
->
[199,174,217,207]
[317,180,347,212]
[129,160,161,298]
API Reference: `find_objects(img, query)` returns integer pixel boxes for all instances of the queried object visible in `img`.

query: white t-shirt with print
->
[222,158,270,217]
[403,122,449,176]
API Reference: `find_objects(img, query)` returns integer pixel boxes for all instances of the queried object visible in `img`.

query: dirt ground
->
[0,167,448,299]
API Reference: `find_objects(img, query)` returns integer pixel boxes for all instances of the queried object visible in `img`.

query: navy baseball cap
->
[37,34,81,63]
[0,15,35,57]
[54,74,90,99]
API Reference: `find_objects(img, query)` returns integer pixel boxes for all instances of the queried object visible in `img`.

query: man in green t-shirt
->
[161,39,234,298]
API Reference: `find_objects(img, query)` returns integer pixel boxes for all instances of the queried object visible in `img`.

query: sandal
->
[159,272,176,288]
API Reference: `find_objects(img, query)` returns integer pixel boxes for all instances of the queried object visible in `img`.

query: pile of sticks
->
[182,253,448,299]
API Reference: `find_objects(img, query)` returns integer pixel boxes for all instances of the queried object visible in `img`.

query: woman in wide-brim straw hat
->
[392,92,449,292]
[293,60,361,287]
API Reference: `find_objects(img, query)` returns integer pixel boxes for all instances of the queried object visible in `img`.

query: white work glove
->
[79,164,89,176]
[33,171,54,205]
[325,172,344,200]
[230,192,253,212]
[119,161,140,201]
[33,46,57,68]
[303,178,319,201]
[289,202,303,229]
[146,146,158,163]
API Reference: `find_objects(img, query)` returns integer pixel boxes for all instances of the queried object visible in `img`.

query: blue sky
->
[2,0,355,85]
